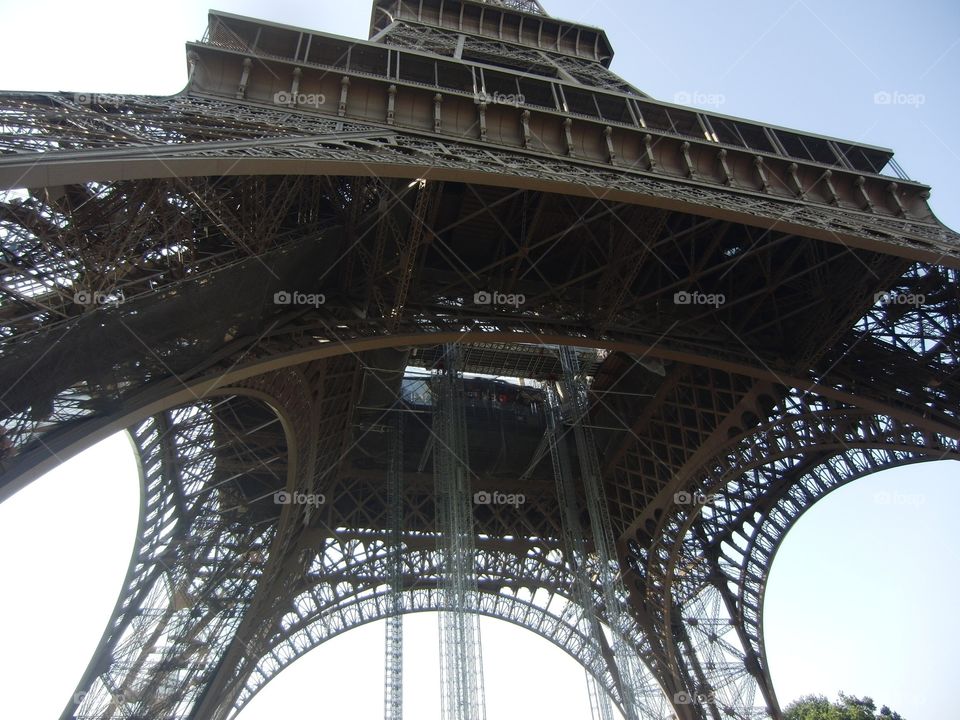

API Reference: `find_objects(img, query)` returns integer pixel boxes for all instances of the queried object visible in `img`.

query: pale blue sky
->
[0,1,957,718]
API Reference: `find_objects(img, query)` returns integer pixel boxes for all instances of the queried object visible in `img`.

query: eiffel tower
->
[1,1,958,718]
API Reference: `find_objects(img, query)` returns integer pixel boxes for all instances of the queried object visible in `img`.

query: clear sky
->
[0,1,957,718]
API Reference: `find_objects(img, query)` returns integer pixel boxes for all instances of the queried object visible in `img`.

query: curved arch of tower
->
[0,2,958,719]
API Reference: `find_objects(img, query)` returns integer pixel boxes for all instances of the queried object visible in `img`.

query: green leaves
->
[783,693,905,720]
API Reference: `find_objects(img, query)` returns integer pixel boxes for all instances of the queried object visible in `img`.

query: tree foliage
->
[783,692,905,720]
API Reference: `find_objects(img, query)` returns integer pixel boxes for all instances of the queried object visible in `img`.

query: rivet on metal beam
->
[821,169,840,206]
[236,57,253,100]
[680,141,696,178]
[289,67,302,108]
[563,118,575,156]
[387,85,397,125]
[717,149,733,186]
[887,182,907,217]
[521,109,532,149]
[855,176,874,212]
[787,162,806,200]
[753,156,770,193]
[339,76,351,117]
[642,133,656,170]
[433,93,443,133]
[604,126,617,164]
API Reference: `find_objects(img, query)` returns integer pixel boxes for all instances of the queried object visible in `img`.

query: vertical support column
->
[546,385,616,720]
[557,346,662,720]
[387,85,397,125]
[433,344,486,720]
[434,93,444,133]
[288,67,302,108]
[384,413,405,720]
[339,76,350,117]
[186,51,200,91]
[236,57,252,99]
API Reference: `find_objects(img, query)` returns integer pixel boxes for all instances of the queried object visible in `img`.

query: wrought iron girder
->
[1,93,955,265]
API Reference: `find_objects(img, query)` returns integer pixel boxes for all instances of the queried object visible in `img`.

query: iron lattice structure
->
[0,1,958,718]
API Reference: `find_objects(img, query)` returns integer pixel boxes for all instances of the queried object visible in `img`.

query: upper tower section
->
[368,0,641,94]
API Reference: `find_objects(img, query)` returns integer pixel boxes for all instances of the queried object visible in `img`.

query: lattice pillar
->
[433,344,487,720]
[384,414,405,720]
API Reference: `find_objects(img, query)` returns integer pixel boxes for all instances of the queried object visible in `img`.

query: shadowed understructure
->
[0,1,958,718]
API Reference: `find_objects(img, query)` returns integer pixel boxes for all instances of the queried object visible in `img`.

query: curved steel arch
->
[739,451,957,711]
[229,559,666,720]
[64,384,298,720]
[633,400,960,719]
[6,320,956,507]
[63,372,677,720]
